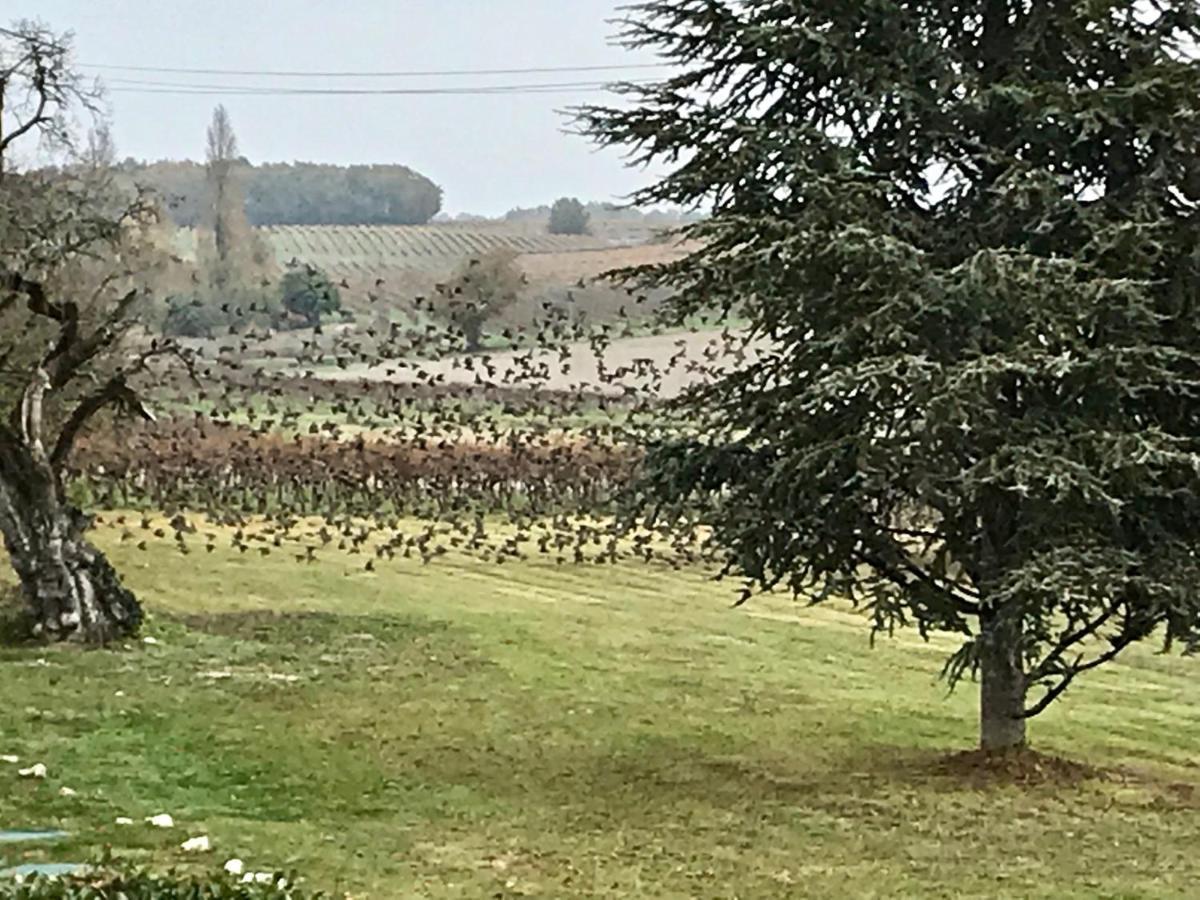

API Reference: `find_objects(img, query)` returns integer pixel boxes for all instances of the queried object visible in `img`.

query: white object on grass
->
[145,813,174,828]
[223,858,245,876]
[17,763,46,779]
[180,835,211,852]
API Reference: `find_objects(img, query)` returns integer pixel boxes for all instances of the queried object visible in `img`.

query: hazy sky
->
[12,1,665,215]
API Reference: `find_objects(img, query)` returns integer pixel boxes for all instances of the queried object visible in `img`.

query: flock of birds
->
[75,267,751,575]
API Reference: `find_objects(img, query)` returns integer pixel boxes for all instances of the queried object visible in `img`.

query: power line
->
[109,86,627,96]
[104,76,654,98]
[104,76,643,93]
[107,80,649,97]
[84,61,669,79]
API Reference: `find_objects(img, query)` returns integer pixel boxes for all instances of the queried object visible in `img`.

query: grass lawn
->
[1,525,1198,898]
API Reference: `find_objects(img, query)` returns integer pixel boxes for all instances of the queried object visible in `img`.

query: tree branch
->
[48,339,182,470]
[0,269,68,322]
[50,374,154,470]
[18,367,51,464]
[1022,638,1135,719]
[856,546,981,615]
[1027,601,1120,683]
[47,289,140,389]
[0,23,97,178]
[1023,596,1157,719]
[0,78,51,159]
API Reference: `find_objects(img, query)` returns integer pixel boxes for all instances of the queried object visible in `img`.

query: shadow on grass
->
[690,745,1103,801]
[477,736,1146,824]
[930,747,1101,786]
[0,585,35,647]
[880,744,1200,807]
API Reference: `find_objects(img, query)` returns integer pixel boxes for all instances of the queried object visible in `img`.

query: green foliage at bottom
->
[0,862,317,899]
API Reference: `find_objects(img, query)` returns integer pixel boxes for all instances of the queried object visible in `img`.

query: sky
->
[10,1,666,216]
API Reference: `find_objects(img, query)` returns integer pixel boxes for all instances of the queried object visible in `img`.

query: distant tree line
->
[504,200,706,227]
[118,159,443,227]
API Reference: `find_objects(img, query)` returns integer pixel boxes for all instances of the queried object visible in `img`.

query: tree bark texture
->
[978,612,1027,752]
[0,380,142,642]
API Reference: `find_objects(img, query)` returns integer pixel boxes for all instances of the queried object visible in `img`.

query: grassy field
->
[2,528,1199,898]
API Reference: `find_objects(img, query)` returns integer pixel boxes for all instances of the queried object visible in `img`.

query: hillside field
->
[171,223,693,302]
[2,527,1198,898]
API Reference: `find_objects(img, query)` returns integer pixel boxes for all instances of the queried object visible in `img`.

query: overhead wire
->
[82,61,670,78]
[103,77,656,97]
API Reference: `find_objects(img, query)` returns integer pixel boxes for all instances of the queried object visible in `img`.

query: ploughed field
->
[2,526,1198,898]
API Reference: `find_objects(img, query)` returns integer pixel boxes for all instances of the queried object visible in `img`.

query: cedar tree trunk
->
[978,611,1027,752]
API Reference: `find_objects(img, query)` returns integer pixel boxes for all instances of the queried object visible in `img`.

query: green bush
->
[432,249,525,351]
[162,295,228,338]
[279,263,341,329]
[0,864,324,898]
[162,289,284,338]
[547,197,590,235]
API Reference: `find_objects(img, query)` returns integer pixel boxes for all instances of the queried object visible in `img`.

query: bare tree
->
[205,104,239,274]
[0,20,98,178]
[0,22,181,641]
[83,123,115,170]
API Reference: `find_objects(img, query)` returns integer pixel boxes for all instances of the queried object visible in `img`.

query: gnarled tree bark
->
[0,485,142,642]
[0,373,142,643]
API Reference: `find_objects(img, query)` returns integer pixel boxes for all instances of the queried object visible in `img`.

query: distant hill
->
[166,221,692,330]
[120,159,443,227]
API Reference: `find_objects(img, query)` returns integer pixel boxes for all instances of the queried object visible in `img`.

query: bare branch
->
[0,22,101,177]
[47,289,141,389]
[50,373,154,470]
[1023,597,1157,719]
[49,339,180,469]
[0,70,52,158]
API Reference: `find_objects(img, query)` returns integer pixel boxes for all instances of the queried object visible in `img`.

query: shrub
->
[547,197,590,235]
[432,249,525,351]
[280,263,341,329]
[162,289,283,338]
[162,295,228,338]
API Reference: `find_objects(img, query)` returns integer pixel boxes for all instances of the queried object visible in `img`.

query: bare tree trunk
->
[978,611,1027,752]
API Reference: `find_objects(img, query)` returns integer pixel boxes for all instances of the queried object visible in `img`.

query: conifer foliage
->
[578,1,1200,750]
